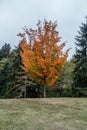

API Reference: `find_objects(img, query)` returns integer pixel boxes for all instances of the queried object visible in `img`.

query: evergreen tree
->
[0,43,11,97]
[0,43,11,60]
[73,16,87,97]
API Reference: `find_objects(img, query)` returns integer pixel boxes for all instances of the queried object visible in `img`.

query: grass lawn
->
[0,98,87,130]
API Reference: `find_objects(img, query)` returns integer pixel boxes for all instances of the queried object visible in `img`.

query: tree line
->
[0,18,87,98]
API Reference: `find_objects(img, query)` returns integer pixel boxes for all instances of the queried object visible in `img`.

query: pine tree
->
[73,16,87,97]
[0,43,11,60]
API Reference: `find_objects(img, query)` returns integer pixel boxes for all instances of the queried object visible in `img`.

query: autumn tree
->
[19,20,69,97]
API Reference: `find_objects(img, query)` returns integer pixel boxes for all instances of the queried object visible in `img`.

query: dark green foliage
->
[73,17,87,97]
[0,43,11,97]
[51,59,75,97]
[0,58,14,97]
[0,46,21,98]
[0,58,8,95]
[0,43,11,60]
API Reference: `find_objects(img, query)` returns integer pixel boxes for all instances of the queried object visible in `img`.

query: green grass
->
[0,98,87,130]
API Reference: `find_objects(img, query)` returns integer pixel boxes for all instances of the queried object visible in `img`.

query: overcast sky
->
[0,0,87,59]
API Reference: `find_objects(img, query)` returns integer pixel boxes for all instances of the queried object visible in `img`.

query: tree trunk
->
[24,76,27,98]
[44,85,46,98]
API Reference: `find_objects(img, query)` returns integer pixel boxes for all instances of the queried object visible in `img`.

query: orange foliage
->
[19,20,69,87]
